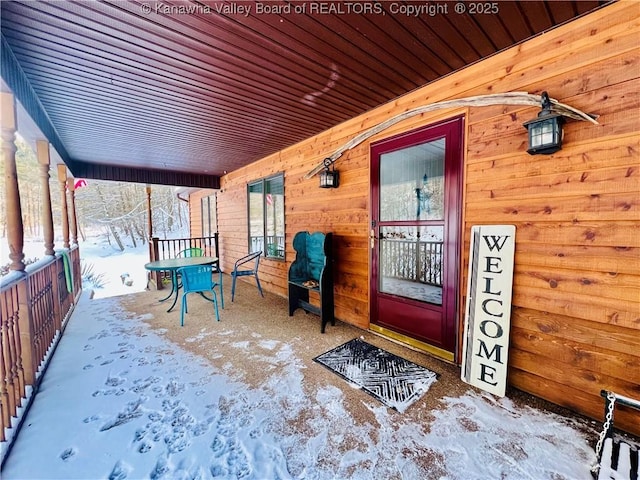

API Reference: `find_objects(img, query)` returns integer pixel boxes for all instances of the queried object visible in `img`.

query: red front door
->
[370,117,464,356]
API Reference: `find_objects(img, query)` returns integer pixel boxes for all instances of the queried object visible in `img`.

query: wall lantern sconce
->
[319,158,339,188]
[523,91,565,155]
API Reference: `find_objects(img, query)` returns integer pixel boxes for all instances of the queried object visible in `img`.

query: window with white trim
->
[201,194,217,237]
[248,174,284,259]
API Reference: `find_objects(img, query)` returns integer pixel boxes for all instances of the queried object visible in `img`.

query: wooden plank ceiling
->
[0,0,607,186]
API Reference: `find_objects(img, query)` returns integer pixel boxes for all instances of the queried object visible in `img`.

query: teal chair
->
[177,247,203,257]
[176,265,221,326]
[176,246,225,308]
[231,251,264,301]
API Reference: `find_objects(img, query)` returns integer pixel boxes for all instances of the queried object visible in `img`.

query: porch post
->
[1,91,25,272]
[57,165,70,249]
[36,139,62,330]
[146,185,162,289]
[67,178,78,245]
[36,140,55,256]
[1,90,36,387]
[146,184,153,240]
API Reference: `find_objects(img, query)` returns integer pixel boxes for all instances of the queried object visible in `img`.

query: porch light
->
[523,91,564,155]
[319,158,339,188]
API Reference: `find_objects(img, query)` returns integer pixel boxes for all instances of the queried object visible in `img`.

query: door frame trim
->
[369,115,465,356]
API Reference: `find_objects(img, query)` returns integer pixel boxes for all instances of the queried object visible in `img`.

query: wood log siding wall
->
[190,2,640,435]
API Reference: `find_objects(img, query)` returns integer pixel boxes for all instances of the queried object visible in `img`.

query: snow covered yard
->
[1,281,606,479]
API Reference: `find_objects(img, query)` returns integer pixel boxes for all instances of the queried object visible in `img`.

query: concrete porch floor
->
[2,273,609,479]
[123,275,602,474]
[126,274,582,420]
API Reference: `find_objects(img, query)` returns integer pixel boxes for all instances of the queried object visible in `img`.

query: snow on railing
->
[0,246,79,448]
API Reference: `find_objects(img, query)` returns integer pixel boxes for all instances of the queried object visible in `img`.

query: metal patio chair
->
[231,251,264,302]
[177,246,225,308]
[177,247,203,257]
[176,264,221,326]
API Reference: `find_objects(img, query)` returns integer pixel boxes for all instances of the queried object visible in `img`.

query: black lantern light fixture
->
[523,91,565,155]
[319,158,339,188]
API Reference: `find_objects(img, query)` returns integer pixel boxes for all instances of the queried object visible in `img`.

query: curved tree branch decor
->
[304,92,598,180]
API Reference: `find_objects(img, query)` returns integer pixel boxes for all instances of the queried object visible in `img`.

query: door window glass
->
[379,225,444,305]
[379,138,445,222]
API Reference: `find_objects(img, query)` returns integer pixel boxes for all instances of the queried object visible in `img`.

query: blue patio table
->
[144,256,221,312]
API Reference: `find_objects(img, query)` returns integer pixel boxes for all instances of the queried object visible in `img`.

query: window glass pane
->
[265,176,284,258]
[208,194,217,235]
[379,138,445,221]
[201,195,216,237]
[201,197,209,236]
[379,225,444,305]
[247,175,285,259]
[248,181,264,253]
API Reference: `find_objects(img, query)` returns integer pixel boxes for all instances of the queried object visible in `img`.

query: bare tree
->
[5,139,190,250]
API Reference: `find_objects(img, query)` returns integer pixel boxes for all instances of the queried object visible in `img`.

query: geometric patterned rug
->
[313,338,438,413]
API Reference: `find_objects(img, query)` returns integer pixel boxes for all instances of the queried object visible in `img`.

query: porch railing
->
[148,235,219,288]
[250,235,285,257]
[381,239,443,286]
[0,247,81,449]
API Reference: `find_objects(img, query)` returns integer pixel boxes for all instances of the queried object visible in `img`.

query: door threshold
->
[369,324,455,363]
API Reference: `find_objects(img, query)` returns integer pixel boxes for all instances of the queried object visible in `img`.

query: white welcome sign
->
[461,225,516,397]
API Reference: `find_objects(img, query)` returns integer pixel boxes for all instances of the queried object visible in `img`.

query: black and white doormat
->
[313,338,438,412]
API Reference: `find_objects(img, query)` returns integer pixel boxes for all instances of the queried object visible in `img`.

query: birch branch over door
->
[461,225,516,397]
[304,92,598,179]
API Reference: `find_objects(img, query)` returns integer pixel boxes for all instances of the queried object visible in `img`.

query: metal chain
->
[591,391,617,475]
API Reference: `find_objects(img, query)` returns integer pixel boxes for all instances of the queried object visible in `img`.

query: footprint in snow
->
[192,420,210,437]
[210,464,229,476]
[105,375,125,387]
[137,441,152,454]
[149,457,170,480]
[92,388,126,397]
[108,460,131,480]
[210,435,227,457]
[227,442,252,478]
[165,379,186,397]
[60,447,76,461]
[150,424,165,442]
[100,398,145,431]
[161,399,180,412]
[148,411,163,422]
[164,428,189,453]
[83,415,99,424]
[83,364,94,370]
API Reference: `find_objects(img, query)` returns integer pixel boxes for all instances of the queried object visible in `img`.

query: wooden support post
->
[36,140,62,330]
[146,184,153,240]
[1,91,25,272]
[36,140,55,256]
[145,185,158,289]
[67,178,78,245]
[1,91,36,387]
[152,236,163,290]
[57,165,70,249]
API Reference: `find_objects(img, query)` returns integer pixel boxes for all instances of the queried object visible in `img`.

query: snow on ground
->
[0,238,612,479]
[1,238,150,299]
[77,240,149,299]
[2,298,599,479]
